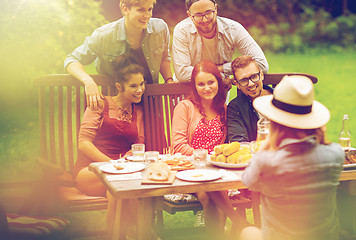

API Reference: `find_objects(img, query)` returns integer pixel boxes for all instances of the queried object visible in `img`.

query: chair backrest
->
[263,73,318,87]
[33,74,115,173]
[142,82,191,153]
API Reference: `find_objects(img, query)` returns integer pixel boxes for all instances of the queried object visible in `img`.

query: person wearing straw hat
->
[240,75,345,240]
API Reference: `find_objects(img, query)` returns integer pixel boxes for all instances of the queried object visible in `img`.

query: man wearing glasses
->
[172,0,269,82]
[226,55,273,143]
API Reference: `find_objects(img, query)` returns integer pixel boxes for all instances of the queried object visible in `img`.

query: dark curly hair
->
[111,53,144,84]
[190,60,226,132]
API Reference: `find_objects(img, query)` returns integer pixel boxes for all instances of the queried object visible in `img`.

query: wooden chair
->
[263,72,317,86]
[143,82,192,153]
[24,74,117,236]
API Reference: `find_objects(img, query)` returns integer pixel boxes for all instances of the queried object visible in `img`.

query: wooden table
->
[89,162,356,240]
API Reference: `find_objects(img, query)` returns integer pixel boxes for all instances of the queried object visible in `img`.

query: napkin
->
[105,172,142,181]
[219,169,241,181]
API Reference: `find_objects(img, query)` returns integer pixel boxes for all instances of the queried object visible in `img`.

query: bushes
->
[0,0,107,102]
[249,7,356,53]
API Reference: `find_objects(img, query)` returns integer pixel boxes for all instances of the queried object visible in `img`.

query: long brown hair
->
[268,120,330,150]
[190,60,226,131]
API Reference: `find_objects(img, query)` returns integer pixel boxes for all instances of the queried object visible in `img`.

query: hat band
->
[272,98,312,115]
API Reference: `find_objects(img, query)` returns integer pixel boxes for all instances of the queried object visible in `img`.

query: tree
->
[0,0,107,103]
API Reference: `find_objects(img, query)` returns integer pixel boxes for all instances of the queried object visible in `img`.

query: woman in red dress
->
[171,60,249,237]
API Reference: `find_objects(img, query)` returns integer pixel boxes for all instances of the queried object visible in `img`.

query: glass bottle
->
[256,117,270,142]
[339,114,351,151]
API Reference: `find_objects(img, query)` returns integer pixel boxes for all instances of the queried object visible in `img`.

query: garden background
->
[0,0,356,233]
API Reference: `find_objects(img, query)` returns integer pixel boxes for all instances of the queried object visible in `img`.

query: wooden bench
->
[27,74,115,237]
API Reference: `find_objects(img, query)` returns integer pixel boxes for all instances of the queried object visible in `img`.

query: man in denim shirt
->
[64,0,173,109]
[172,0,269,83]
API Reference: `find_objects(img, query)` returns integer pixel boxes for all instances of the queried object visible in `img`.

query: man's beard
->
[196,19,217,38]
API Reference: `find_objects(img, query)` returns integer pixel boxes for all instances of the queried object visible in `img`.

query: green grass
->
[265,51,356,144]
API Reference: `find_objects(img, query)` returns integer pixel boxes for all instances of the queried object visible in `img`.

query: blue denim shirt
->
[172,16,269,82]
[242,136,345,240]
[64,17,171,84]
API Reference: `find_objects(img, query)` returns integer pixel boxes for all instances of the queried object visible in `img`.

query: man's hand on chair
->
[85,82,103,111]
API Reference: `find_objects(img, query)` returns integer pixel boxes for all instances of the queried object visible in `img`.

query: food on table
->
[345,150,356,164]
[113,163,125,170]
[216,154,227,163]
[211,142,252,164]
[147,162,170,181]
[214,143,229,155]
[226,150,251,164]
[222,141,241,156]
[163,153,194,170]
[191,174,203,178]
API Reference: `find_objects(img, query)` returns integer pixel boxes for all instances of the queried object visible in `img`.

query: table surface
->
[89,161,356,240]
[89,162,249,199]
[89,162,356,199]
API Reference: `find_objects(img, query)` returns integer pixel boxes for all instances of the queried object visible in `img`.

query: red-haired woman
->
[171,60,249,237]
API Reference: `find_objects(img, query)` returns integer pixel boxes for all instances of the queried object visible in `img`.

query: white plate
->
[176,169,222,182]
[127,155,167,161]
[126,155,145,162]
[99,162,145,174]
[344,163,356,170]
[208,158,249,169]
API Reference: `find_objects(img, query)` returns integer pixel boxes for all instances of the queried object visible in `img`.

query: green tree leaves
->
[0,0,107,102]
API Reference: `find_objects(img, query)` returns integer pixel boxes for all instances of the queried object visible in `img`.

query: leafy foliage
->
[0,0,107,102]
[156,0,356,53]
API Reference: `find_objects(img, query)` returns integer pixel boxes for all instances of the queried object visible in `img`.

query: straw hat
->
[253,75,330,129]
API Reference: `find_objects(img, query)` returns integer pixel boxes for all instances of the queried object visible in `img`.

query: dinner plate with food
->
[208,142,252,169]
[99,162,145,174]
[176,169,222,182]
[162,153,195,170]
[344,149,356,170]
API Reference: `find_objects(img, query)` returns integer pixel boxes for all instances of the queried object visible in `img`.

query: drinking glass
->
[131,143,145,161]
[193,149,208,168]
[145,151,159,166]
[250,141,257,154]
[256,117,270,142]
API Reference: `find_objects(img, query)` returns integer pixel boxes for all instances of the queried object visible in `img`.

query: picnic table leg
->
[110,198,126,240]
[251,191,261,227]
[137,197,154,240]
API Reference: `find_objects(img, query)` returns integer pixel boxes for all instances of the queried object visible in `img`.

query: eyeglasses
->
[236,71,261,87]
[190,9,215,23]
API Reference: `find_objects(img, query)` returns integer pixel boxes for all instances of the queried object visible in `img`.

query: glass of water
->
[145,151,159,166]
[193,149,208,168]
[131,143,145,161]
